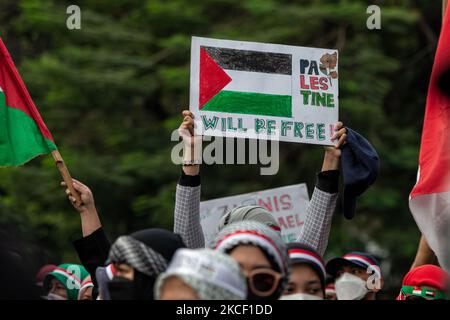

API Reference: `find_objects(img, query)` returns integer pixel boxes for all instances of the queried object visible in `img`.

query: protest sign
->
[200,183,309,245]
[190,36,339,145]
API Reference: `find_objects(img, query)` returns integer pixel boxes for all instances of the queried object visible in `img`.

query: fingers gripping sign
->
[179,109,203,167]
[180,110,195,137]
[179,110,203,152]
[321,121,347,171]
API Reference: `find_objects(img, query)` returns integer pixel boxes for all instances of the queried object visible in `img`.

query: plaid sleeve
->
[296,171,339,256]
[173,175,205,249]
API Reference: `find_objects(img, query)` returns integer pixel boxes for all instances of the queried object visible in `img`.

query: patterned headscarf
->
[44,263,90,300]
[155,249,247,300]
[218,206,281,233]
[105,229,185,300]
[211,221,290,299]
[288,242,326,293]
[78,274,94,300]
[106,236,168,277]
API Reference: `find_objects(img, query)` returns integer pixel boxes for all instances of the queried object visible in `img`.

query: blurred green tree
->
[0,0,442,298]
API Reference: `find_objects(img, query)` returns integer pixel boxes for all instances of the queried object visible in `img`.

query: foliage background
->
[0,0,443,298]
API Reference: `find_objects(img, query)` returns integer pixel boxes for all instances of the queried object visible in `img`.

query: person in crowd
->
[61,179,110,290]
[211,221,289,300]
[35,264,57,295]
[397,264,449,300]
[326,251,383,300]
[43,263,90,300]
[173,110,345,257]
[0,229,40,300]
[280,243,326,300]
[155,248,247,300]
[218,205,281,233]
[105,228,185,299]
[78,274,94,300]
[325,275,337,300]
[61,180,188,300]
[95,264,116,300]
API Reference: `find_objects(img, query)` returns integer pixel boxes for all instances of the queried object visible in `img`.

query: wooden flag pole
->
[51,150,82,206]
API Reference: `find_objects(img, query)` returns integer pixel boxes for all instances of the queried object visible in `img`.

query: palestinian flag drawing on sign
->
[199,46,292,117]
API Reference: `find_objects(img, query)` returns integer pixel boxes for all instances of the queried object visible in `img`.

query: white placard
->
[190,36,339,145]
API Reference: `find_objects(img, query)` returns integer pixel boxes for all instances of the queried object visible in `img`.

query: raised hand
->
[322,121,347,171]
[178,110,202,175]
[61,178,101,236]
[61,179,95,214]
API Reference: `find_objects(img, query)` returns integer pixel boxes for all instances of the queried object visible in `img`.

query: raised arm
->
[62,179,110,287]
[296,122,346,256]
[173,110,205,248]
[62,179,102,237]
[410,235,438,269]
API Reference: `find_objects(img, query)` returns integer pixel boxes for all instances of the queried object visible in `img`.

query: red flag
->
[409,5,450,271]
[0,38,57,166]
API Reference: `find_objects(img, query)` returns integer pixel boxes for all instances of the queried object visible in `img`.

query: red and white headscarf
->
[78,275,94,300]
[287,243,326,292]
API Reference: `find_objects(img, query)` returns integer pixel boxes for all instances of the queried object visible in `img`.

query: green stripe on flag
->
[202,90,292,117]
[0,92,57,166]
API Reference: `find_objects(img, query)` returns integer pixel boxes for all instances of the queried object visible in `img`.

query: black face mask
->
[107,273,156,300]
[108,276,134,300]
[133,270,155,300]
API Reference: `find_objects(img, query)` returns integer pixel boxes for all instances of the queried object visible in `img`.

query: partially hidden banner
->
[200,183,310,245]
[190,36,339,145]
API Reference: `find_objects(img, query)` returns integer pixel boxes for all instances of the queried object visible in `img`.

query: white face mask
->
[44,293,66,300]
[280,293,323,300]
[335,273,368,300]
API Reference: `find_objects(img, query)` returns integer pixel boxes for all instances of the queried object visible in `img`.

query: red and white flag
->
[409,5,450,271]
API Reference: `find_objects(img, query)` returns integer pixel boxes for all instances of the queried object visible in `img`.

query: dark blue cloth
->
[341,128,379,219]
